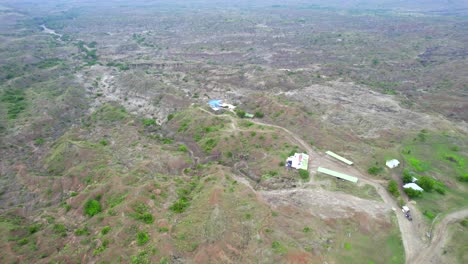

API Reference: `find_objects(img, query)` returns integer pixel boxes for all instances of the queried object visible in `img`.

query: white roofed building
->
[403,183,424,192]
[386,159,400,169]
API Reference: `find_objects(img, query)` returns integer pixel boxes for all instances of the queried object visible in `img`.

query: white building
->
[286,153,309,170]
[386,159,400,169]
[403,183,424,192]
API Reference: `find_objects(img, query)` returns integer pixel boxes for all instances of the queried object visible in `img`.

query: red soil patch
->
[209,188,222,205]
[286,250,320,264]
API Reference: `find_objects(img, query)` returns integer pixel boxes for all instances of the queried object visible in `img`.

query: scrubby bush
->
[169,197,190,213]
[298,169,310,181]
[84,199,102,217]
[417,176,434,192]
[367,166,383,175]
[458,173,468,182]
[404,188,422,198]
[387,180,400,197]
[178,144,188,152]
[101,226,111,235]
[142,118,156,127]
[137,231,149,246]
[235,109,246,118]
[254,111,264,118]
[402,169,414,184]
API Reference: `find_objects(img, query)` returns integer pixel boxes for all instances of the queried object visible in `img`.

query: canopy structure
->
[325,151,353,165]
[317,167,358,183]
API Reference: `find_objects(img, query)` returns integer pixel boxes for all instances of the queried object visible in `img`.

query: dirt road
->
[413,209,468,264]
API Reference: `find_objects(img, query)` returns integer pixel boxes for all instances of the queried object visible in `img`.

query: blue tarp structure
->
[208,100,222,109]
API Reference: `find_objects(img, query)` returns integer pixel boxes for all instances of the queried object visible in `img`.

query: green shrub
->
[344,242,351,250]
[99,139,109,146]
[29,224,40,234]
[423,210,436,220]
[298,169,310,181]
[279,161,285,167]
[254,111,264,118]
[235,109,246,118]
[418,176,434,192]
[34,138,45,145]
[303,227,312,233]
[131,202,154,224]
[158,227,169,233]
[404,188,422,198]
[367,166,383,175]
[402,169,414,184]
[131,250,150,264]
[388,180,400,197]
[53,224,67,237]
[17,238,29,246]
[169,197,190,213]
[271,241,287,254]
[458,173,468,182]
[435,187,446,195]
[178,144,188,152]
[167,113,175,121]
[84,199,102,217]
[142,118,156,126]
[101,226,111,235]
[137,231,150,246]
[74,227,90,236]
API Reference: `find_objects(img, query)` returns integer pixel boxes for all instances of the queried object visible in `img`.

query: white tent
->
[403,183,424,192]
[386,159,400,169]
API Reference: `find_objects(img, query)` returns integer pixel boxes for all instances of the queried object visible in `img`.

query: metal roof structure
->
[403,183,424,191]
[325,151,353,165]
[317,167,358,183]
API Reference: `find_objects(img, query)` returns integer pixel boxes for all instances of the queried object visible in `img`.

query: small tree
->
[84,199,102,217]
[417,176,434,192]
[235,109,246,118]
[402,169,413,184]
[298,169,310,181]
[404,188,422,198]
[367,166,383,175]
[254,111,264,118]
[387,180,400,197]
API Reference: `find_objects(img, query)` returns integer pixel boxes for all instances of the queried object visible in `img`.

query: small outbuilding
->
[386,159,400,169]
[208,100,223,111]
[403,183,424,192]
[286,153,309,170]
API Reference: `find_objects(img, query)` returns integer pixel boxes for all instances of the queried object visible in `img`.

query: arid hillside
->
[0,1,467,263]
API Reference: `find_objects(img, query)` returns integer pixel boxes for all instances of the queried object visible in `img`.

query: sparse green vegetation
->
[131,202,154,224]
[271,241,287,254]
[1,89,27,119]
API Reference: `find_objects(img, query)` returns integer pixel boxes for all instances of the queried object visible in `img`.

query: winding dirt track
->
[413,209,468,264]
[198,107,466,263]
